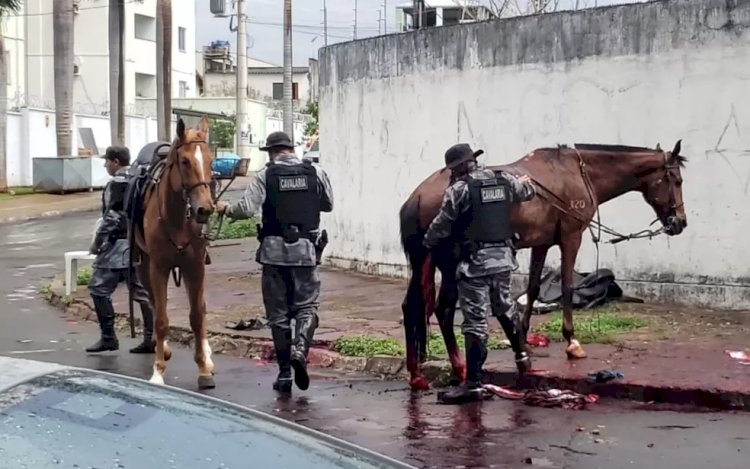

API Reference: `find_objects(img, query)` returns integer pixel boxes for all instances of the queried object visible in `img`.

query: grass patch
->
[210,213,258,240]
[331,329,509,358]
[331,336,405,357]
[76,267,93,286]
[532,308,649,344]
[0,186,35,201]
[39,283,51,295]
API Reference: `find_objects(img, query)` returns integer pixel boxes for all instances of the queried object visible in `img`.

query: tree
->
[302,101,318,137]
[0,0,21,192]
[53,0,74,156]
[156,0,171,141]
[109,0,125,145]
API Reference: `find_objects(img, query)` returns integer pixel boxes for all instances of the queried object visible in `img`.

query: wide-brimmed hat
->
[260,131,295,151]
[444,143,484,169]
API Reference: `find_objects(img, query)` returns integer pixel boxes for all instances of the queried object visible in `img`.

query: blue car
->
[0,356,414,469]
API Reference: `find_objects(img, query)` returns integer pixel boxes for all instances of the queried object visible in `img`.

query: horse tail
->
[399,195,436,320]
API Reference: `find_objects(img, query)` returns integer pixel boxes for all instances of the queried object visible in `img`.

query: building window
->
[179,81,187,98]
[134,14,156,42]
[272,82,299,100]
[178,27,186,52]
[135,72,156,98]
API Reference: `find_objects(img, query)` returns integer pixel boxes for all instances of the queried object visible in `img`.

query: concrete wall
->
[319,0,750,309]
[4,108,167,187]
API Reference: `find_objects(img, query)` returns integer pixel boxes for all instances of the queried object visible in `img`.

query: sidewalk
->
[46,239,750,411]
[0,175,252,225]
[0,190,101,224]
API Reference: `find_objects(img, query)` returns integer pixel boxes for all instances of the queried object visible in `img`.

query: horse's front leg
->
[148,260,172,384]
[560,231,586,359]
[183,255,215,389]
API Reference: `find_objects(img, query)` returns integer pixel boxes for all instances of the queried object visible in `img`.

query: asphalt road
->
[0,213,749,468]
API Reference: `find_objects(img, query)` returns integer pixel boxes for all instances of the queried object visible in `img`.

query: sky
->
[195,0,393,67]
[194,0,629,67]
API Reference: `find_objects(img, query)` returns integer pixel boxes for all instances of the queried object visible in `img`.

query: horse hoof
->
[198,375,216,389]
[409,376,430,391]
[149,373,165,385]
[566,340,587,359]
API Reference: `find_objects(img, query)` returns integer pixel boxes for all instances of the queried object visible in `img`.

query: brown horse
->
[133,116,216,389]
[399,141,687,390]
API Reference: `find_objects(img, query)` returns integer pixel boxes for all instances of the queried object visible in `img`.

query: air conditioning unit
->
[72,0,80,14]
[73,64,80,76]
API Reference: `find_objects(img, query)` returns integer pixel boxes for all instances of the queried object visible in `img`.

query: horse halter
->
[171,138,212,220]
[648,151,684,220]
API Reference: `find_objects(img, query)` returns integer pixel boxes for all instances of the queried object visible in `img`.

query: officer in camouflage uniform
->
[423,143,535,403]
[86,146,155,354]
[216,131,333,394]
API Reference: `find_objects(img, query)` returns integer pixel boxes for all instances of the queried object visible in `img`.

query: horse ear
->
[672,139,682,156]
[655,143,662,151]
[176,118,186,141]
[198,114,210,135]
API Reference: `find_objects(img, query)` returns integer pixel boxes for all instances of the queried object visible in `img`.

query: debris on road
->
[586,369,625,383]
[522,389,599,410]
[725,350,750,365]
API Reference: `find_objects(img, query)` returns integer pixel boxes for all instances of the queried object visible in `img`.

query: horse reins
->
[520,148,679,246]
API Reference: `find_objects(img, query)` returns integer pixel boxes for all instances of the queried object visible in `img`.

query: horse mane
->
[552,143,688,168]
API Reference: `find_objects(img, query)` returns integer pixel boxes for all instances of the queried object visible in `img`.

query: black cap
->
[260,131,295,151]
[102,145,131,166]
[444,143,484,169]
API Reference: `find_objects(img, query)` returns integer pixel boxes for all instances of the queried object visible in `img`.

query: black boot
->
[290,312,319,391]
[498,313,532,374]
[271,327,293,393]
[438,334,487,404]
[130,302,155,354]
[86,296,119,353]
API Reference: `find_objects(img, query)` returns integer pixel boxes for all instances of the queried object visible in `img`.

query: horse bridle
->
[171,138,213,221]
[153,137,213,251]
[524,148,682,244]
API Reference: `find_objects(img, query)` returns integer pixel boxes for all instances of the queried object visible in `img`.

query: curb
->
[0,205,99,225]
[43,284,415,380]
[42,285,750,411]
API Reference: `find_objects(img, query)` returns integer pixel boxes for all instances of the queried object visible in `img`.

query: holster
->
[315,229,328,265]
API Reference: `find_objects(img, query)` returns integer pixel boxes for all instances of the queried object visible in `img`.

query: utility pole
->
[378,9,382,35]
[236,0,250,160]
[353,0,358,39]
[412,0,420,29]
[323,0,328,46]
[283,0,293,139]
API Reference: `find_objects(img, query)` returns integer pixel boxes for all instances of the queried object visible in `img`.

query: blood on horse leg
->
[560,233,586,359]
[521,246,550,356]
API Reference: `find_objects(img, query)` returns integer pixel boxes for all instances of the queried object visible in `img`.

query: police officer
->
[423,143,535,403]
[215,131,333,394]
[86,145,155,354]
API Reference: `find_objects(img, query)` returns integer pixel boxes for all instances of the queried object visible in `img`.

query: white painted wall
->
[319,1,750,308]
[4,108,168,187]
[203,70,311,105]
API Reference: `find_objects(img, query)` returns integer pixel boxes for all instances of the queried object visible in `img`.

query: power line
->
[7,0,141,18]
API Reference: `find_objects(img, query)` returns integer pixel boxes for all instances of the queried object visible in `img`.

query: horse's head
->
[169,116,214,224]
[639,140,687,236]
